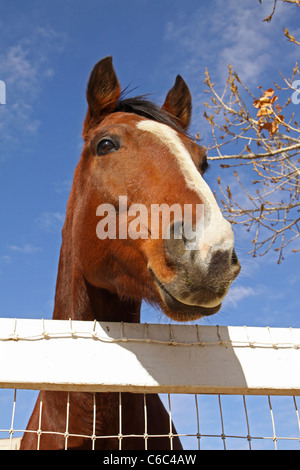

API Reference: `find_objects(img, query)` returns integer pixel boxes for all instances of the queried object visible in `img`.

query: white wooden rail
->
[0,318,300,396]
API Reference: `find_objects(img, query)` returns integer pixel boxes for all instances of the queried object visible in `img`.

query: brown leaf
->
[264,88,275,97]
[271,121,279,134]
[258,122,277,135]
[261,96,274,105]
[275,114,284,123]
[257,106,273,117]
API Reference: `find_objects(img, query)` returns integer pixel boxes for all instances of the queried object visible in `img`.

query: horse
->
[20,56,240,450]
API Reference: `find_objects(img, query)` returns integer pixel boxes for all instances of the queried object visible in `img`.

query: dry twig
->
[203,64,300,263]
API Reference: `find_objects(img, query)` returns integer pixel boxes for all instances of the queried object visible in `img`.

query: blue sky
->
[0,0,299,330]
[0,0,300,452]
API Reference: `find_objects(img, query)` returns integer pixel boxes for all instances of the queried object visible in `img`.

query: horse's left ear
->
[162,75,192,131]
[83,56,121,139]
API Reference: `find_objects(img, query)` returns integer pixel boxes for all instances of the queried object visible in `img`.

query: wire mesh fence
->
[0,389,300,450]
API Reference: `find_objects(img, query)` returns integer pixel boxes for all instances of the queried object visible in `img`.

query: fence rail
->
[0,318,300,396]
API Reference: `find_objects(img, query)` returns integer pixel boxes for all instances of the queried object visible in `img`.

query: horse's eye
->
[96,138,119,156]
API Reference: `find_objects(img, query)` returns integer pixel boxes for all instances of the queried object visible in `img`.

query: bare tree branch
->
[199,1,300,263]
[203,63,300,263]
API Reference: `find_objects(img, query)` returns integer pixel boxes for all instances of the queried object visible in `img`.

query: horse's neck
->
[52,238,141,322]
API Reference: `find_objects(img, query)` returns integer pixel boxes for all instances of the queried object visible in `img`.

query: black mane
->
[114,95,187,135]
[114,94,209,173]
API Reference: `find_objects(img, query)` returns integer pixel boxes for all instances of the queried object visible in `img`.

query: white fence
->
[0,318,300,450]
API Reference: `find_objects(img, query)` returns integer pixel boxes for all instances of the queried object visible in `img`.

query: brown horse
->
[20,57,240,450]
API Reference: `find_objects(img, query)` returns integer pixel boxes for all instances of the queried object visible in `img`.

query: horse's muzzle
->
[149,220,241,321]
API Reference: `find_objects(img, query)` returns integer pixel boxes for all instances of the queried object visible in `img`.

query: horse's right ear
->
[82,56,121,139]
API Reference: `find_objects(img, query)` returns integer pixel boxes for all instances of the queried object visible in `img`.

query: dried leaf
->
[259,95,273,104]
[258,122,277,135]
[264,88,275,97]
[257,106,273,117]
[271,121,279,134]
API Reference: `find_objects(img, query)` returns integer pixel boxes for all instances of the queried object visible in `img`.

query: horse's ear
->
[83,56,121,139]
[162,75,192,131]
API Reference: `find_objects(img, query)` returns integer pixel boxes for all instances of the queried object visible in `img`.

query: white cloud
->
[36,211,65,231]
[223,285,260,307]
[0,26,65,97]
[54,179,72,194]
[4,45,39,93]
[1,255,12,263]
[8,243,42,254]
[163,0,294,91]
[0,26,66,154]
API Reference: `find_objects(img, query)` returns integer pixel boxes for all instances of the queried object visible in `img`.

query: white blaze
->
[137,120,234,259]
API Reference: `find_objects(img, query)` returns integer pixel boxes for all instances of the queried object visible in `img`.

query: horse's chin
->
[159,290,221,322]
[149,270,221,322]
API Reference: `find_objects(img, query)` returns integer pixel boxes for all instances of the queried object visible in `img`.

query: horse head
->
[68,56,240,322]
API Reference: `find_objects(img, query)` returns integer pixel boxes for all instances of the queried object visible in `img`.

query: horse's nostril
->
[231,249,239,266]
[230,249,241,280]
